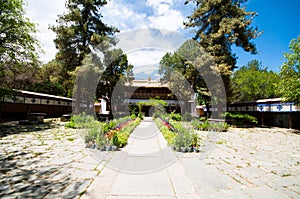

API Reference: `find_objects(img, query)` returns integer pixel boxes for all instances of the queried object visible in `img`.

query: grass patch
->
[67,137,75,142]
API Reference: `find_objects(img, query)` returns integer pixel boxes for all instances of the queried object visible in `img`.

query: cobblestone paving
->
[181,127,300,198]
[0,121,105,199]
[0,120,299,198]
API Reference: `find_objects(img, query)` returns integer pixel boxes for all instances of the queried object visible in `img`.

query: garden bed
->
[154,115,200,153]
[66,114,141,151]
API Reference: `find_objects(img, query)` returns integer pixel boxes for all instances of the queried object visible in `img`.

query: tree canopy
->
[184,0,260,76]
[159,40,207,105]
[51,0,118,96]
[230,60,278,102]
[0,0,40,93]
[277,36,300,105]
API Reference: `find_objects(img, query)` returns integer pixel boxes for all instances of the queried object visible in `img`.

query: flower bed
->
[154,115,200,153]
[84,115,141,151]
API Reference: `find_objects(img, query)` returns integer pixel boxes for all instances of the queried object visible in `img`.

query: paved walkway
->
[0,119,299,198]
[82,117,198,199]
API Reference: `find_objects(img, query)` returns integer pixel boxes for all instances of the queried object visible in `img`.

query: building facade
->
[122,80,183,116]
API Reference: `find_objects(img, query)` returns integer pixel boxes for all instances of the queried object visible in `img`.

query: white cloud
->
[148,10,184,31]
[127,49,167,67]
[146,0,173,8]
[25,0,187,75]
[146,0,184,31]
[102,1,148,31]
[25,0,66,63]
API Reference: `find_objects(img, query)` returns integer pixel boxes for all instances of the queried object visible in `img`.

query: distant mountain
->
[133,63,161,80]
[134,70,160,80]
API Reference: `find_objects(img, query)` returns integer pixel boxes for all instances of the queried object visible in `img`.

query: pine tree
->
[184,0,260,76]
[51,0,118,96]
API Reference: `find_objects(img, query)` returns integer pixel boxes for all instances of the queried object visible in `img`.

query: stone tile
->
[109,170,174,196]
[60,180,91,199]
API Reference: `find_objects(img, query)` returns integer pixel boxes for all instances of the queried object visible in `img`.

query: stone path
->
[82,117,199,199]
[0,119,299,198]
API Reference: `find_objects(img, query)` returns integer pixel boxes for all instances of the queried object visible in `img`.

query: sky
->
[25,0,300,75]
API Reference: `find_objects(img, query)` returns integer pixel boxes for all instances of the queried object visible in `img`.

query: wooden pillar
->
[26,104,30,119]
[288,112,293,129]
[261,112,264,127]
[0,103,2,121]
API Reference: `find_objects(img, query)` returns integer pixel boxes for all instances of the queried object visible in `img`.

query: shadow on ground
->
[0,147,87,198]
[0,121,60,138]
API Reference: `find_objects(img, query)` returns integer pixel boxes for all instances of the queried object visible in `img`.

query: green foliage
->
[116,118,141,147]
[28,60,66,96]
[182,112,193,121]
[65,121,75,128]
[154,118,176,145]
[66,113,100,129]
[155,117,198,149]
[138,111,144,119]
[0,0,40,91]
[116,132,128,147]
[51,0,118,96]
[85,127,99,143]
[185,0,260,71]
[277,36,300,105]
[191,119,229,132]
[224,112,258,126]
[168,111,182,121]
[230,60,279,102]
[96,49,134,102]
[173,124,194,148]
[95,132,105,147]
[82,116,141,148]
[112,133,119,146]
[159,41,207,104]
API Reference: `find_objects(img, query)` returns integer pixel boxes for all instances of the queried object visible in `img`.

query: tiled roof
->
[125,80,169,88]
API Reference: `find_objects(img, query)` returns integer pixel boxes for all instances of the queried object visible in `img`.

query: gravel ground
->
[0,120,299,198]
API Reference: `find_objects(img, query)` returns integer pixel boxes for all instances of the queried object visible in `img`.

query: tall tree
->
[184,0,261,93]
[97,49,134,112]
[159,40,211,105]
[0,0,40,93]
[28,60,66,96]
[230,60,279,102]
[51,0,118,96]
[277,36,300,105]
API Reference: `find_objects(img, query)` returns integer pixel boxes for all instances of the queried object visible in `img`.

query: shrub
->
[95,132,105,147]
[168,111,182,121]
[155,117,197,149]
[191,119,229,132]
[224,112,258,126]
[182,112,193,121]
[116,118,141,147]
[66,113,100,129]
[112,133,119,146]
[138,112,144,119]
[85,127,100,144]
[117,132,128,147]
[65,121,75,128]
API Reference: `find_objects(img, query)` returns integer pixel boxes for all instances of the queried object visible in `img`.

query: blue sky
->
[26,0,300,73]
[234,0,300,72]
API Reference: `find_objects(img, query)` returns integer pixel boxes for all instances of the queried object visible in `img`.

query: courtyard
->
[0,118,299,198]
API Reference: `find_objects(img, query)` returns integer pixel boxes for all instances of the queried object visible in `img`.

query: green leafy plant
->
[168,111,182,121]
[224,112,258,126]
[85,127,99,144]
[191,119,229,132]
[112,133,119,146]
[66,113,100,129]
